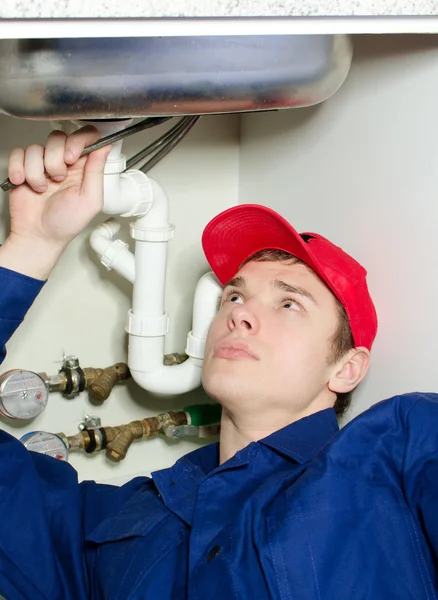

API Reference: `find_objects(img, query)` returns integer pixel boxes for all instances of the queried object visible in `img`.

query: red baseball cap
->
[202,204,377,350]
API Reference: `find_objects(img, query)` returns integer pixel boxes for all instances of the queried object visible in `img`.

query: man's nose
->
[228,304,260,334]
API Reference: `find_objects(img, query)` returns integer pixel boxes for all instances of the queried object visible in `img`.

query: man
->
[0,128,437,600]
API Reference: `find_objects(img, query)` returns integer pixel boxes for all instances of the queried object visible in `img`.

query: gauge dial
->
[0,370,49,419]
[20,431,68,461]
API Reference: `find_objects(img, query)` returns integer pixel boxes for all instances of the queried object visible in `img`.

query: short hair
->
[240,249,355,418]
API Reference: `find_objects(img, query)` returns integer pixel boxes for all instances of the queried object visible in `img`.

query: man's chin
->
[202,368,255,405]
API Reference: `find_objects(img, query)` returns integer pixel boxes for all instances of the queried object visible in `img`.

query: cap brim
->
[202,204,318,285]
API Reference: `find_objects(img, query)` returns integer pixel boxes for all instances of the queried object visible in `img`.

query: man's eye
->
[281,298,301,311]
[222,290,243,304]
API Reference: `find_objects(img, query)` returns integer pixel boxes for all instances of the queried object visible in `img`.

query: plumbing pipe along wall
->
[89,145,223,395]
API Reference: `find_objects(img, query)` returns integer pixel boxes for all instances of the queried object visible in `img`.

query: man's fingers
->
[44,130,68,181]
[23,144,47,192]
[7,126,109,203]
[80,145,112,204]
[64,125,101,165]
[8,126,105,191]
[8,147,26,186]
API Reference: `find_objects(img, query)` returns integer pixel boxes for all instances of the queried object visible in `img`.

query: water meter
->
[20,431,69,461]
[0,370,49,419]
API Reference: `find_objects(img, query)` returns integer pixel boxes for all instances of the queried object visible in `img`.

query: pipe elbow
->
[192,272,222,339]
[90,218,121,254]
[129,358,202,395]
[134,177,171,229]
[185,272,222,360]
[90,218,135,283]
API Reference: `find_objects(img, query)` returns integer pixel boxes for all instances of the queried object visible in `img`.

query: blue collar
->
[182,407,338,471]
[259,408,339,464]
[151,408,339,525]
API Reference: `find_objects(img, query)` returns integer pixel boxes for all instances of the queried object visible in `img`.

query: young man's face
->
[202,259,343,421]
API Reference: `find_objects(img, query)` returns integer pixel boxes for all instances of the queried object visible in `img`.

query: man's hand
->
[0,125,111,280]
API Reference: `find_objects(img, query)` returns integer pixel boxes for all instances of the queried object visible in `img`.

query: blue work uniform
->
[0,265,438,600]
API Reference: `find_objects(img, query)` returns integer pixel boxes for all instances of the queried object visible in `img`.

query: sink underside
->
[0,35,352,120]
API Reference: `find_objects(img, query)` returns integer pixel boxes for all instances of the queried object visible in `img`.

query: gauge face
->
[0,370,49,419]
[20,431,68,461]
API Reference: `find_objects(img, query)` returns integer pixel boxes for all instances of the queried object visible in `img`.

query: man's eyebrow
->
[222,276,317,305]
[223,276,246,290]
[273,279,318,305]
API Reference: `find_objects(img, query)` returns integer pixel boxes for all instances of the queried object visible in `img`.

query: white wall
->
[0,114,239,482]
[239,34,438,421]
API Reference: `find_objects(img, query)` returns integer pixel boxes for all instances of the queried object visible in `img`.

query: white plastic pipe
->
[78,118,153,217]
[132,240,167,317]
[126,178,223,395]
[102,139,131,215]
[81,119,132,215]
[191,272,223,340]
[128,272,222,395]
[104,170,153,217]
[90,168,223,395]
[90,219,135,284]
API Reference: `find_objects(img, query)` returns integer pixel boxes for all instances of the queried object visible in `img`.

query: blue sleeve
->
[0,266,45,364]
[0,429,148,600]
[402,393,438,560]
[0,429,89,599]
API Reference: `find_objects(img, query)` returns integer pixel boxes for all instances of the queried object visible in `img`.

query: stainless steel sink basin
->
[0,34,352,120]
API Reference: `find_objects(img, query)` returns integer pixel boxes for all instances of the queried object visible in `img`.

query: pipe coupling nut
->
[126,310,169,337]
[100,239,130,270]
[185,332,206,360]
[129,223,175,242]
[104,156,127,174]
[121,171,154,217]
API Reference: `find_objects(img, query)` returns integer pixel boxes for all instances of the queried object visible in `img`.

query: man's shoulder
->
[298,393,438,486]
[333,392,438,456]
[351,392,438,427]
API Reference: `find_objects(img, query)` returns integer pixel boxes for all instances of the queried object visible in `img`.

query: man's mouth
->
[213,340,259,360]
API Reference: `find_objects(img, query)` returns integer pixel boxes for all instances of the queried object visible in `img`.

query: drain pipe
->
[79,118,152,217]
[87,119,222,395]
[127,179,222,394]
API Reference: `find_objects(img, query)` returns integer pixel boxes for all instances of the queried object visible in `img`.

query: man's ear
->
[328,347,370,394]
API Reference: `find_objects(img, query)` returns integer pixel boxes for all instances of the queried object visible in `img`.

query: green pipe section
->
[183,403,222,426]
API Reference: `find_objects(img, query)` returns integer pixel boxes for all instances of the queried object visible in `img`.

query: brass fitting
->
[58,410,188,462]
[83,363,130,404]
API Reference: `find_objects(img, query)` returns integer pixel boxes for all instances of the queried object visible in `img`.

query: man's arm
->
[0,426,151,600]
[0,267,45,363]
[402,393,438,559]
[0,129,116,598]
[0,126,111,363]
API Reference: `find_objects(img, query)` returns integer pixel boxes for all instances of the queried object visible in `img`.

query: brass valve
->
[83,363,130,404]
[46,356,131,403]
[57,404,221,463]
